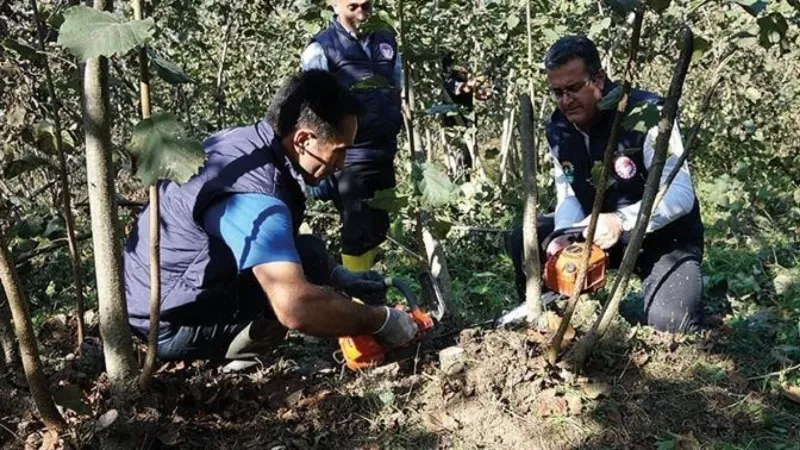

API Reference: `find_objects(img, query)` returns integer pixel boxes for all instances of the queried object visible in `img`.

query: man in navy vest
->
[124,71,419,371]
[507,36,705,332]
[301,0,403,272]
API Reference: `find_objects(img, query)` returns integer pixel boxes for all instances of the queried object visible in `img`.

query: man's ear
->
[594,70,607,91]
[293,129,317,154]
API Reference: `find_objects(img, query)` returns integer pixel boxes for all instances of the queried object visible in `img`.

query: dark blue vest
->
[313,19,402,163]
[546,82,703,243]
[124,120,307,334]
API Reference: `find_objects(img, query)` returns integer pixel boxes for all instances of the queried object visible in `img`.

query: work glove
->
[330,265,388,306]
[374,307,420,348]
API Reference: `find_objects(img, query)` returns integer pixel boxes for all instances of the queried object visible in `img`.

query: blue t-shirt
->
[202,193,300,270]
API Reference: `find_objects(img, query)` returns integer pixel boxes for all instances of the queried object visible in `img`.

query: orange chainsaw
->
[497,226,608,326]
[542,226,608,297]
[339,277,445,370]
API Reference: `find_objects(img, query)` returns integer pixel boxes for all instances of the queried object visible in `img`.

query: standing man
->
[301,0,404,272]
[123,71,418,370]
[507,36,705,332]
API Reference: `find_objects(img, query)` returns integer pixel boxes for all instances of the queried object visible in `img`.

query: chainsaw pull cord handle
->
[540,225,588,253]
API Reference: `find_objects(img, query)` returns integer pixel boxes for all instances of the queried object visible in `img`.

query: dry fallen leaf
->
[631,351,650,368]
[781,384,800,404]
[39,429,59,450]
[95,409,118,432]
[581,382,612,400]
[565,393,583,415]
[423,411,461,432]
[535,388,568,417]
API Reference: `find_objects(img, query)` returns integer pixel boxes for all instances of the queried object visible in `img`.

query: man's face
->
[293,115,357,184]
[334,0,373,33]
[546,59,605,131]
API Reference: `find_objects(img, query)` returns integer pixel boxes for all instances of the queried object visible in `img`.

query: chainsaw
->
[339,276,446,370]
[497,226,608,326]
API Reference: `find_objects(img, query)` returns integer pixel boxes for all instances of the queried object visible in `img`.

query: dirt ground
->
[2,304,799,450]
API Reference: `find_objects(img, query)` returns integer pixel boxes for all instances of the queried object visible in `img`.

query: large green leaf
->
[147,47,195,84]
[419,163,459,208]
[367,188,409,214]
[423,104,460,116]
[1,38,42,62]
[4,155,53,179]
[646,0,671,13]
[622,102,661,133]
[57,5,155,61]
[598,85,624,111]
[127,113,205,186]
[606,0,639,14]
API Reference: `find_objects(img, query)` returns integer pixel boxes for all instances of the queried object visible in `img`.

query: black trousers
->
[316,160,396,256]
[149,235,331,361]
[505,215,705,332]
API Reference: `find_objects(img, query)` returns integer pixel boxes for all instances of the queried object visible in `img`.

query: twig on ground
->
[747,363,800,381]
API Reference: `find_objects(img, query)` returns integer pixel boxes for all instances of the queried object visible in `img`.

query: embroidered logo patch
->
[614,156,637,180]
[561,161,575,184]
[379,42,395,60]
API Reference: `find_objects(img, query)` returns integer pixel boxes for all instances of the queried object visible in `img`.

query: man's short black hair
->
[267,70,360,140]
[544,35,602,76]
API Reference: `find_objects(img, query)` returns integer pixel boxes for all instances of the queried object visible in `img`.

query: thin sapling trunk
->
[572,27,696,369]
[546,7,645,365]
[31,0,87,349]
[518,94,542,322]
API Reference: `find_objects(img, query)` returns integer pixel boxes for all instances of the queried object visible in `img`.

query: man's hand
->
[330,265,388,305]
[373,307,419,348]
[546,235,572,257]
[576,213,623,250]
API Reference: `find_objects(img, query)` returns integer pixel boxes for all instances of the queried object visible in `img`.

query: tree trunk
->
[0,294,19,370]
[547,8,645,365]
[399,0,455,320]
[518,94,542,322]
[572,28,695,369]
[0,227,65,431]
[31,0,87,349]
[83,0,138,397]
[132,0,161,388]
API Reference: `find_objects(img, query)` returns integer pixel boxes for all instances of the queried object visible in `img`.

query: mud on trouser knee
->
[643,256,704,333]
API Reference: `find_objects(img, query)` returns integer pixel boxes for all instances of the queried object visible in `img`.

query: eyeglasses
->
[549,79,592,102]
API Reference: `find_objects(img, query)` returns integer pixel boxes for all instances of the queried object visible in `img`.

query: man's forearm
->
[273,283,386,337]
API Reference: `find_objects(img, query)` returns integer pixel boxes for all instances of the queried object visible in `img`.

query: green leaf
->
[646,0,671,13]
[622,102,661,133]
[1,38,42,62]
[419,162,459,208]
[367,188,409,214]
[423,104,460,116]
[127,113,205,186]
[357,10,397,34]
[598,85,624,111]
[429,216,453,240]
[756,13,789,50]
[33,121,73,155]
[589,18,612,38]
[43,216,66,240]
[57,5,155,61]
[731,0,767,16]
[506,14,521,30]
[744,87,762,102]
[691,34,711,64]
[350,75,392,91]
[606,0,639,14]
[147,47,195,84]
[4,155,53,179]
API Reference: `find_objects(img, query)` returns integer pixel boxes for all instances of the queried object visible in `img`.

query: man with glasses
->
[506,35,705,332]
[301,0,404,272]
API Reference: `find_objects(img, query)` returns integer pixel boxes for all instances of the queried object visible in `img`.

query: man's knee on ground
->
[645,259,704,333]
